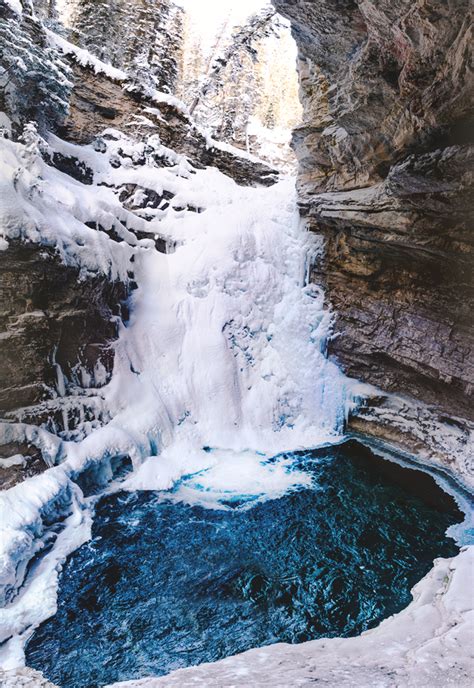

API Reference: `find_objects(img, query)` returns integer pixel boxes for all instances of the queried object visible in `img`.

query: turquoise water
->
[26,442,461,687]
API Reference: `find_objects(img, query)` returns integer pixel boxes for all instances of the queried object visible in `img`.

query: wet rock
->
[48,152,94,185]
[0,441,43,490]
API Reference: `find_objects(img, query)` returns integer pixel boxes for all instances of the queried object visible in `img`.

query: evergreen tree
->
[0,11,72,134]
[66,0,183,93]
[191,8,278,119]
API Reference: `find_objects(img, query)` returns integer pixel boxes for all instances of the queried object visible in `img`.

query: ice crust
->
[0,123,355,667]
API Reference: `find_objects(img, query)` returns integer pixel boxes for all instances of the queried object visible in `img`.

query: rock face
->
[60,61,278,187]
[273,0,474,466]
[0,243,128,489]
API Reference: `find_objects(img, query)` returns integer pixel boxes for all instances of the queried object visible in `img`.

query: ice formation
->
[0,109,355,666]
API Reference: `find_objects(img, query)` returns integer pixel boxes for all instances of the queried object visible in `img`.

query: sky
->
[177,0,270,47]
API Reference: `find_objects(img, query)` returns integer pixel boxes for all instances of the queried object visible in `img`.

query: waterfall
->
[103,173,351,491]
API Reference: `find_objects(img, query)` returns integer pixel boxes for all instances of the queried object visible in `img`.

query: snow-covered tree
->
[0,11,72,134]
[65,0,183,93]
[12,120,45,198]
[190,8,278,122]
[178,7,300,156]
[32,0,57,22]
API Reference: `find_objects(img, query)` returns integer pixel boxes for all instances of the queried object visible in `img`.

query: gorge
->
[0,0,473,687]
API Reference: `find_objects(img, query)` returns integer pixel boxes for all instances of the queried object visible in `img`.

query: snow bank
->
[0,135,137,280]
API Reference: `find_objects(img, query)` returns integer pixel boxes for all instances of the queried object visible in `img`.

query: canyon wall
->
[0,243,128,489]
[274,0,473,475]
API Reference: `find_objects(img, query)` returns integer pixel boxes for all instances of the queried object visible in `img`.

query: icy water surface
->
[26,442,461,687]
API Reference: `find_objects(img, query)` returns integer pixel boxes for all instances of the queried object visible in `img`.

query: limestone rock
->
[0,242,128,488]
[59,61,279,188]
[274,0,474,460]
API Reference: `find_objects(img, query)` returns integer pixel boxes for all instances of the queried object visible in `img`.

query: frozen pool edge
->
[1,437,473,686]
[1,548,472,688]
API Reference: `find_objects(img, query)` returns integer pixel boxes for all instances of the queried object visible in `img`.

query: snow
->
[204,132,269,165]
[246,116,297,172]
[0,455,25,469]
[3,0,22,15]
[46,30,127,82]
[0,135,138,280]
[47,30,191,118]
[126,87,189,117]
[0,482,91,671]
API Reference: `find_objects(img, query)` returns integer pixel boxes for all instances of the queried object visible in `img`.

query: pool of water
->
[26,442,462,687]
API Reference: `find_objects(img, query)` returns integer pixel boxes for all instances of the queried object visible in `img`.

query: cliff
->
[274,0,474,473]
[0,243,128,489]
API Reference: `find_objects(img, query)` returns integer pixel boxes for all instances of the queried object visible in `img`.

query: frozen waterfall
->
[107,172,352,490]
[0,132,354,667]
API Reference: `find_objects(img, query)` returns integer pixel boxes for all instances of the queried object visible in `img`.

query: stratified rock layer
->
[274,0,474,464]
[0,243,128,488]
[60,61,278,187]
